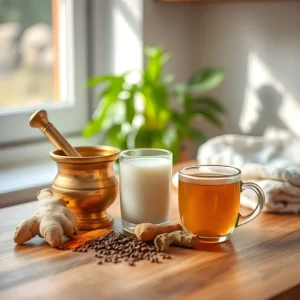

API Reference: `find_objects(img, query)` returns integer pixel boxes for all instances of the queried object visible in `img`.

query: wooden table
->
[1,161,300,300]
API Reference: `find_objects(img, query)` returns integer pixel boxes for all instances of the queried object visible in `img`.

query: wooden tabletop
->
[1,161,300,300]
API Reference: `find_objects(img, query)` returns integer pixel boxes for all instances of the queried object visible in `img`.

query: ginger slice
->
[154,231,199,252]
[134,223,183,241]
[58,228,113,250]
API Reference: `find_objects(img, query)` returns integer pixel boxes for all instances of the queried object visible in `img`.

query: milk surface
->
[120,157,172,224]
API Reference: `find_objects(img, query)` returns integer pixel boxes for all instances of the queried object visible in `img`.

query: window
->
[0,0,145,206]
[0,0,89,206]
[0,0,88,153]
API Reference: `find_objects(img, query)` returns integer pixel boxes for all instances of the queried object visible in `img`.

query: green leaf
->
[171,111,189,137]
[106,124,122,147]
[141,84,170,130]
[188,68,224,94]
[189,128,207,145]
[184,95,193,116]
[106,100,126,125]
[144,46,160,58]
[86,75,116,88]
[82,77,125,138]
[141,87,156,128]
[134,126,152,148]
[162,73,175,85]
[162,126,176,147]
[144,47,162,83]
[170,143,180,164]
[144,47,171,84]
[193,110,223,128]
[125,93,135,124]
[161,52,172,65]
[173,83,188,105]
[146,126,180,163]
[82,97,112,137]
[162,126,180,163]
[151,84,170,126]
[193,97,226,113]
[151,134,166,149]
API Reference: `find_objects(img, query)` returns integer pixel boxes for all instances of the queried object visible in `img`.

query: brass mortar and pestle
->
[30,110,120,230]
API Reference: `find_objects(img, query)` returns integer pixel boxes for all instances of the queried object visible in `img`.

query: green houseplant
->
[83,47,225,163]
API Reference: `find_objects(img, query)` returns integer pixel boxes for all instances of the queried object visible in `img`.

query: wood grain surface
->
[1,161,300,300]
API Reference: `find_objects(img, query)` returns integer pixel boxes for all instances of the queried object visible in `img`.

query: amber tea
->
[179,175,240,237]
[178,166,265,243]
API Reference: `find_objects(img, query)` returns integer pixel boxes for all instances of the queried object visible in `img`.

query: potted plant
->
[82,47,225,163]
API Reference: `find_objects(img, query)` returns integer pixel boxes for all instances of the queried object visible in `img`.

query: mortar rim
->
[50,145,120,164]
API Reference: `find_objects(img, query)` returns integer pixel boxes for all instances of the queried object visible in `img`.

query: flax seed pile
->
[74,232,171,266]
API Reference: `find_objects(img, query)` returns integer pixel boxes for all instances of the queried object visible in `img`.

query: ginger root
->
[14,189,78,247]
[154,231,198,252]
[134,223,183,241]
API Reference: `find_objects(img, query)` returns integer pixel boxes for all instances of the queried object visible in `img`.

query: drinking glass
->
[119,148,172,233]
[178,165,265,243]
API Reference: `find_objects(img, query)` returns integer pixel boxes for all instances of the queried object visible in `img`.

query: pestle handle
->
[29,110,81,157]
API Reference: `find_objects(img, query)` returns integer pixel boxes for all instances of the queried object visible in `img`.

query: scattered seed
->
[74,232,172,267]
[128,261,135,267]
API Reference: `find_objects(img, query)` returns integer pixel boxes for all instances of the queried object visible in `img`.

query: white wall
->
[143,1,300,139]
[192,2,300,137]
[143,1,193,83]
[91,0,300,157]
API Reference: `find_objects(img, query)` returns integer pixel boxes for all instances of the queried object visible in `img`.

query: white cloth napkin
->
[173,132,300,213]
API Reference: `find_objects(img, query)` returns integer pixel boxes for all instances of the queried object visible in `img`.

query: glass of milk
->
[119,148,172,233]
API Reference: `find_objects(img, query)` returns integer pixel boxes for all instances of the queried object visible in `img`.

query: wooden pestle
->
[29,110,81,157]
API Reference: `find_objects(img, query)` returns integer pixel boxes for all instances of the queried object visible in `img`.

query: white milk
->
[120,157,172,225]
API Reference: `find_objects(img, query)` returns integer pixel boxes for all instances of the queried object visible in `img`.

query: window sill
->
[0,161,57,208]
[0,134,101,207]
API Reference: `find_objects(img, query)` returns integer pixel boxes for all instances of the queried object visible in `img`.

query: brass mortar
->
[50,146,120,230]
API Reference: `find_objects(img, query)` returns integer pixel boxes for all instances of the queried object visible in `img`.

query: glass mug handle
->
[236,181,265,227]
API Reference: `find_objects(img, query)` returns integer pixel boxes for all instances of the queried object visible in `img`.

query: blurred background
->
[0,0,54,109]
[1,0,300,206]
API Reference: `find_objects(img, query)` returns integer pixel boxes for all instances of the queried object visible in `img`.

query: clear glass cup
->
[119,148,172,233]
[178,165,265,243]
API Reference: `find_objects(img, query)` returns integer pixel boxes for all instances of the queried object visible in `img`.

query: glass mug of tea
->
[178,165,265,243]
